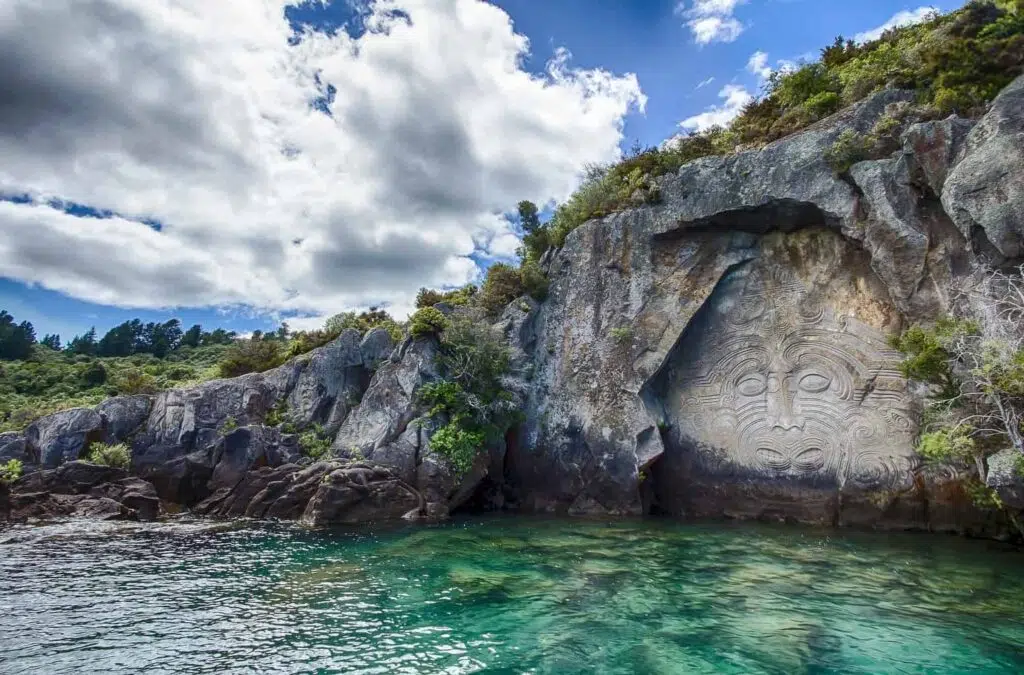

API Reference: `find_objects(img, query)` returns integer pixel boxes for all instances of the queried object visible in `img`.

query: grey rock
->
[286,329,367,433]
[302,463,422,525]
[849,157,931,309]
[360,327,394,366]
[96,396,151,444]
[208,425,298,492]
[331,337,440,462]
[25,408,105,469]
[943,74,1024,259]
[902,116,975,196]
[987,448,1024,510]
[0,432,31,466]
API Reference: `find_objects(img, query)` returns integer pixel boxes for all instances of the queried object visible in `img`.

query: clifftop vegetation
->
[519,0,1024,259]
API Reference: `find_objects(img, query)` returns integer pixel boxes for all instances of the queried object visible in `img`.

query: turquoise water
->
[1,517,1023,674]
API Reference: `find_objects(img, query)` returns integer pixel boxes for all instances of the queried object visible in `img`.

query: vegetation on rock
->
[84,442,131,470]
[0,458,22,485]
[522,1,1024,250]
[892,265,1024,518]
[299,423,332,460]
[418,315,519,477]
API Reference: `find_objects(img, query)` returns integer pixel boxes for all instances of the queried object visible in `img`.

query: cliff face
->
[505,75,1024,532]
[3,75,1024,533]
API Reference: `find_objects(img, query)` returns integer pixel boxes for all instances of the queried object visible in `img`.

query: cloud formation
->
[677,84,753,132]
[676,0,747,45]
[0,0,644,320]
[854,6,938,43]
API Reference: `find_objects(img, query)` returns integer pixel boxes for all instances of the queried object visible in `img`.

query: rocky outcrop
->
[3,462,160,522]
[6,76,1024,536]
[505,76,1024,537]
[943,75,1024,260]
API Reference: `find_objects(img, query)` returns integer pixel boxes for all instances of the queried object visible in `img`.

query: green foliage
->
[917,426,978,463]
[264,400,290,428]
[479,263,525,316]
[889,318,976,399]
[84,442,131,469]
[0,458,23,484]
[416,284,478,309]
[409,307,451,338]
[299,423,332,460]
[0,310,37,361]
[218,337,286,378]
[540,2,1024,248]
[220,416,239,434]
[114,368,158,395]
[519,261,549,302]
[417,317,518,477]
[825,129,875,174]
[0,342,227,433]
[429,423,485,476]
[610,326,634,345]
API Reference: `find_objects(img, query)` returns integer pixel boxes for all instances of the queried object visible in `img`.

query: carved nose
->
[765,374,805,431]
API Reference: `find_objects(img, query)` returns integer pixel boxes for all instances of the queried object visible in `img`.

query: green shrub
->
[85,442,131,469]
[610,326,634,345]
[479,263,526,316]
[429,422,485,476]
[0,458,22,484]
[519,261,549,302]
[218,338,286,378]
[299,423,332,460]
[824,129,875,174]
[220,416,239,434]
[416,317,519,478]
[409,307,450,338]
[114,368,158,395]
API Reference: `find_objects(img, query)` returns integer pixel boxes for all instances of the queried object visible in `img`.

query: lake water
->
[1,517,1022,674]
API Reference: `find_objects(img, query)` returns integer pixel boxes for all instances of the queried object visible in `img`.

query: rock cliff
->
[3,75,1024,535]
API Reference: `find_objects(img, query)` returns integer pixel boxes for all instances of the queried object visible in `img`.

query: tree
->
[40,334,61,351]
[0,311,36,361]
[181,324,202,348]
[517,200,540,233]
[97,319,144,357]
[893,265,1024,518]
[67,327,98,356]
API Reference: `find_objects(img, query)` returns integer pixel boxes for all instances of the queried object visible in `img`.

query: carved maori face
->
[672,266,918,489]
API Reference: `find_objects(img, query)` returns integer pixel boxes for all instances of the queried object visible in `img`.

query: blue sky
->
[1,0,963,343]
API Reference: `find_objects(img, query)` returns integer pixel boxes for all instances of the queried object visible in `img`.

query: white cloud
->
[854,6,939,43]
[675,0,747,45]
[747,51,772,80]
[746,51,800,85]
[0,0,644,319]
[696,76,716,89]
[677,84,753,133]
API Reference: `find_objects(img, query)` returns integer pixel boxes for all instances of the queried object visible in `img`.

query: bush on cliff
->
[84,442,131,470]
[218,338,287,378]
[0,459,22,485]
[892,265,1024,523]
[418,316,518,477]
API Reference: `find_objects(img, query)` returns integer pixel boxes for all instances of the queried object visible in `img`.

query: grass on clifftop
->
[520,0,1024,257]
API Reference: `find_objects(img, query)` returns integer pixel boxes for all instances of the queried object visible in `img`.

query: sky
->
[0,0,965,341]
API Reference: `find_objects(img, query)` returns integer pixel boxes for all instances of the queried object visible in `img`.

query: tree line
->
[0,310,248,362]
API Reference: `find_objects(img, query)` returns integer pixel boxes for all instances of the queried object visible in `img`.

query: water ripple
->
[1,517,1023,674]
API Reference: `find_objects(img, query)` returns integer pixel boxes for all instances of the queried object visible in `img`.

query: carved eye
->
[736,374,767,396]
[755,447,789,470]
[793,448,826,472]
[798,373,831,393]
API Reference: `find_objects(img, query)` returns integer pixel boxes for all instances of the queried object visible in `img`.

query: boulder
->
[943,74,1024,259]
[0,432,31,466]
[208,425,300,492]
[25,408,105,468]
[302,463,422,525]
[987,448,1024,510]
[96,396,152,444]
[902,116,975,196]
